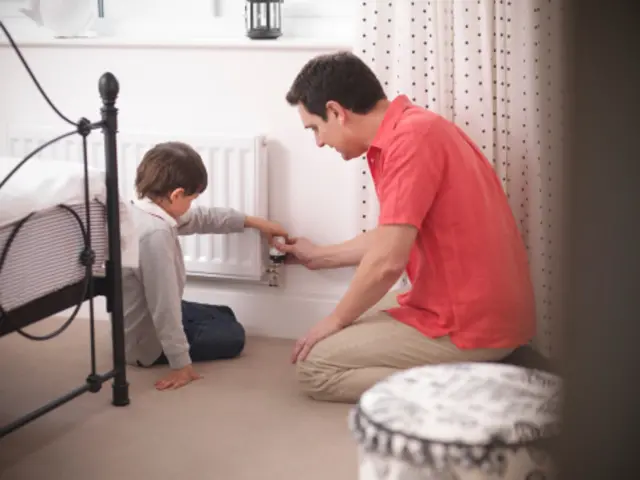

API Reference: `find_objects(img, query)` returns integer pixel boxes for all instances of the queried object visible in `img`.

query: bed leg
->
[111,301,129,406]
[112,373,130,406]
[100,72,130,407]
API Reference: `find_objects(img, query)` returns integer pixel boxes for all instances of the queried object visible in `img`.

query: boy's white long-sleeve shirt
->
[122,197,246,369]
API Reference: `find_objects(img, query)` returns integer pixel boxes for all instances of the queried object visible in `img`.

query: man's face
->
[297,102,366,161]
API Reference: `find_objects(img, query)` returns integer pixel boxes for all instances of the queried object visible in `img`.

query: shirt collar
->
[369,94,413,152]
[132,196,178,227]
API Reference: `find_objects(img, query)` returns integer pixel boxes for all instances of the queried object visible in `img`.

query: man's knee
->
[295,352,340,401]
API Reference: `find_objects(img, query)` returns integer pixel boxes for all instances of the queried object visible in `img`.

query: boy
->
[122,141,288,391]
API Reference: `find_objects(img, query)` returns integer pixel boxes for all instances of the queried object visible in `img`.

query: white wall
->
[0,29,368,339]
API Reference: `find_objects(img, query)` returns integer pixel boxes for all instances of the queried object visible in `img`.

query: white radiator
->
[6,127,269,282]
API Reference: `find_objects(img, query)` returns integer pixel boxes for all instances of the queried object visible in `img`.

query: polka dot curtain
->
[355,0,566,358]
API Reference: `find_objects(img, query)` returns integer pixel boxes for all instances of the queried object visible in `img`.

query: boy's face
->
[166,188,199,218]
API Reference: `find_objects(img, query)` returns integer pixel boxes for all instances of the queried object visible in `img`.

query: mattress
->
[0,201,109,313]
[0,154,139,314]
[0,155,139,269]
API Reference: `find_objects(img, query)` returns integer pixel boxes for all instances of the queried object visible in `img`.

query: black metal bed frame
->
[0,22,130,438]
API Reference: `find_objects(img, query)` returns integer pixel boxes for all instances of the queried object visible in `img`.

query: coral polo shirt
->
[368,95,536,350]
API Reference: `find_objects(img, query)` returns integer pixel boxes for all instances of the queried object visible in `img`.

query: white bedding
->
[0,156,139,268]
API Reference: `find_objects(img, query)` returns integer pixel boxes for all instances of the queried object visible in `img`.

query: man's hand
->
[155,365,202,391]
[275,237,322,269]
[291,314,347,364]
[245,216,289,245]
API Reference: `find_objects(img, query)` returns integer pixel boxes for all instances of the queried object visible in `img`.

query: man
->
[279,51,536,403]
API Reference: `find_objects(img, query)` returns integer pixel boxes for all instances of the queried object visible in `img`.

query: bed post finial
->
[99,72,119,105]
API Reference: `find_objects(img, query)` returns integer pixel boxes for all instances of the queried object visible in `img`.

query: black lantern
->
[245,0,283,40]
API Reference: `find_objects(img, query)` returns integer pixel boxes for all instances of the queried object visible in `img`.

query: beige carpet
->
[0,317,358,480]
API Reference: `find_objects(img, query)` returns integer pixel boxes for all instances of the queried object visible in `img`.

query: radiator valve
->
[266,236,287,287]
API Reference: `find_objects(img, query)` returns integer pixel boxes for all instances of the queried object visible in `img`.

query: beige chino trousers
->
[295,288,514,403]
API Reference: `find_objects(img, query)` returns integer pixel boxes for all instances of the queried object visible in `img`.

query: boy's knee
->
[196,320,245,360]
[226,321,246,357]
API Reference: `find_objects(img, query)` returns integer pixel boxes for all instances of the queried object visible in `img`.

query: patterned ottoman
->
[348,362,562,480]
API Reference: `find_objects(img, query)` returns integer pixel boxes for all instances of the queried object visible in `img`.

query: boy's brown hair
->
[135,141,208,199]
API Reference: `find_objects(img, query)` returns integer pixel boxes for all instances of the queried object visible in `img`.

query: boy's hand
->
[155,365,202,391]
[244,216,289,245]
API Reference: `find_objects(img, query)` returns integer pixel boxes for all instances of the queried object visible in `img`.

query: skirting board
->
[59,289,342,340]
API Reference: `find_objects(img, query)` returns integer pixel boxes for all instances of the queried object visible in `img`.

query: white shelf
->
[0,34,352,51]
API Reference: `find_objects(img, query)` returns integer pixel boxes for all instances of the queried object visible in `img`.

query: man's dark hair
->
[285,51,386,120]
[135,141,208,199]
